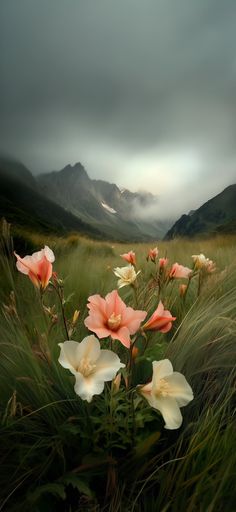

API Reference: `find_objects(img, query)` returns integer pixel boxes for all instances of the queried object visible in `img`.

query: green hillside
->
[0,158,105,241]
[165,185,236,239]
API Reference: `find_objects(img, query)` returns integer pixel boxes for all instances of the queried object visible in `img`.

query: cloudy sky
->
[1,0,236,218]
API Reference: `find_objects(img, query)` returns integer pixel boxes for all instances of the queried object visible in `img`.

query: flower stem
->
[130,390,136,447]
[197,272,202,297]
[128,344,134,389]
[51,282,69,339]
[141,330,149,355]
[131,282,139,308]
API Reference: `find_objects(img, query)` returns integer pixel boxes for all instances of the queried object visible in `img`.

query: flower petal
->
[28,271,41,288]
[15,253,37,275]
[31,249,44,263]
[113,267,123,278]
[141,391,183,429]
[155,395,183,429]
[84,322,112,339]
[111,326,131,348]
[86,294,107,316]
[158,321,173,333]
[105,289,126,318]
[74,373,105,402]
[143,301,175,332]
[37,257,52,289]
[44,245,55,262]
[76,335,101,364]
[15,255,30,275]
[58,341,81,375]
[121,307,147,334]
[139,381,153,396]
[84,311,108,333]
[117,279,129,289]
[94,349,125,381]
[152,359,173,388]
[165,372,194,406]
[169,263,192,279]
[155,301,164,316]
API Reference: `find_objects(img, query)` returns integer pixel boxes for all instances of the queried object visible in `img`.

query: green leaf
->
[61,474,93,497]
[28,483,66,503]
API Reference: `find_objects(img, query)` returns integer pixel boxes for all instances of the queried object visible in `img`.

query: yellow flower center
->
[155,378,171,398]
[76,358,96,377]
[107,312,122,330]
[123,268,134,282]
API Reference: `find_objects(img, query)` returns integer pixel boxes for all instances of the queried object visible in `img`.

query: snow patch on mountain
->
[101,202,117,214]
[117,186,126,194]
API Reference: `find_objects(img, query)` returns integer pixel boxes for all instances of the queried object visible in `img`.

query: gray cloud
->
[1,0,236,218]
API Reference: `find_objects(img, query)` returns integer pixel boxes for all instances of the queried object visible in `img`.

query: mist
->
[1,0,236,219]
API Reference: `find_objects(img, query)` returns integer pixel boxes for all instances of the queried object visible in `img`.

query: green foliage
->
[0,227,236,511]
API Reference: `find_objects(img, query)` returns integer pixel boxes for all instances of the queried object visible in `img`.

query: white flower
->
[58,335,125,402]
[192,253,215,272]
[138,359,193,430]
[113,264,141,288]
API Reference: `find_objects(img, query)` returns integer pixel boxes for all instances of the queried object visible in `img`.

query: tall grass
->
[0,227,235,511]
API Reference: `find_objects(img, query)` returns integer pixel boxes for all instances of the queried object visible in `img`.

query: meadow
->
[0,223,235,512]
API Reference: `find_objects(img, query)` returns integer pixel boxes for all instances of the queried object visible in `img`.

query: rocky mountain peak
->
[60,162,89,179]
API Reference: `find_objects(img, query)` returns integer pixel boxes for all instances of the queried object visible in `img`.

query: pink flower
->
[169,263,192,279]
[142,301,176,333]
[159,257,168,268]
[14,246,55,289]
[84,289,147,348]
[120,251,136,265]
[147,247,158,262]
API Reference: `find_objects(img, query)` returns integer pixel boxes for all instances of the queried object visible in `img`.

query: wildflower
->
[58,335,125,402]
[142,301,176,333]
[121,250,136,265]
[192,253,208,268]
[132,346,139,359]
[169,262,192,279]
[192,254,216,273]
[72,310,80,324]
[113,264,141,288]
[147,247,158,262]
[159,257,168,268]
[179,284,188,297]
[14,246,55,289]
[112,372,121,392]
[84,289,147,348]
[138,359,193,429]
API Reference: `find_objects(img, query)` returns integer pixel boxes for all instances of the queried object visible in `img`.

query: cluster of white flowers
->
[58,337,193,430]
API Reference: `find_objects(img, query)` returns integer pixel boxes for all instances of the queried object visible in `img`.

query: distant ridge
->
[37,163,171,241]
[165,184,236,239]
[0,157,105,239]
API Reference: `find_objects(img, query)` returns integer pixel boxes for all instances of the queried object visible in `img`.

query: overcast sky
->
[1,0,236,218]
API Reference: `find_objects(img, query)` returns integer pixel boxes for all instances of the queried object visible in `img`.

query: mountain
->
[0,157,105,239]
[37,163,171,241]
[165,185,236,239]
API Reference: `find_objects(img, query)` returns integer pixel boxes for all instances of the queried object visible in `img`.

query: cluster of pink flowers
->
[84,290,176,348]
[14,246,178,349]
[114,248,216,297]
